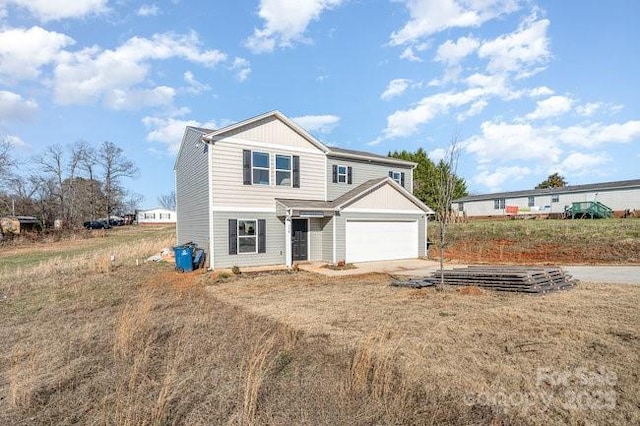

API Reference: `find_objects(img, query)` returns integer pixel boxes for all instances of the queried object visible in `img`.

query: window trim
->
[275,154,293,187]
[237,219,258,254]
[251,151,270,185]
[551,194,559,203]
[390,171,402,185]
[337,165,348,183]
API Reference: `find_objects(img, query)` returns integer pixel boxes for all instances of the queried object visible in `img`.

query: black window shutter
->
[347,166,353,184]
[400,172,405,187]
[389,171,393,178]
[242,150,251,185]
[228,219,237,255]
[258,219,266,253]
[332,165,337,183]
[292,156,300,188]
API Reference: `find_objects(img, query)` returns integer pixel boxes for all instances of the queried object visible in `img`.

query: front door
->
[291,219,308,261]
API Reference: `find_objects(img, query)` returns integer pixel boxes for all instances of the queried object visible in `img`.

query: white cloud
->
[465,121,563,164]
[456,99,487,121]
[478,16,550,76]
[383,74,513,138]
[1,0,108,21]
[53,31,226,106]
[103,86,175,110]
[525,95,573,120]
[183,71,211,94]
[0,26,74,83]
[556,152,610,174]
[137,4,160,16]
[381,79,411,101]
[474,166,532,191]
[292,114,340,134]
[4,134,27,147]
[142,115,221,153]
[529,86,554,97]
[245,0,343,53]
[428,148,447,162]
[390,0,519,46]
[0,91,38,122]
[231,57,251,82]
[556,121,640,148]
[435,36,479,65]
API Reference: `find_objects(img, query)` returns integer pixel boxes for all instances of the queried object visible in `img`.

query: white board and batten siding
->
[175,128,210,251]
[327,157,413,200]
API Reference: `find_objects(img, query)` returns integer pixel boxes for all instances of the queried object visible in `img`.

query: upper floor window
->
[389,170,405,187]
[337,165,347,183]
[528,196,535,207]
[275,154,292,186]
[252,152,270,185]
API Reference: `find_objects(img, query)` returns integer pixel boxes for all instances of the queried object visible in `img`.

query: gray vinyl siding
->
[175,128,210,257]
[327,157,413,200]
[309,217,328,261]
[212,211,286,269]
[211,141,326,209]
[322,217,334,263]
[333,212,427,262]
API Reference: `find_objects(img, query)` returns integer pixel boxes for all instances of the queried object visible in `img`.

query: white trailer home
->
[453,179,640,219]
[137,208,177,225]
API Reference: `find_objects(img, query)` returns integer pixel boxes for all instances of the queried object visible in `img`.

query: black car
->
[83,220,112,230]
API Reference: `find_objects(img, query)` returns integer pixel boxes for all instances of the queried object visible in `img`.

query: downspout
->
[285,208,292,268]
[206,136,215,270]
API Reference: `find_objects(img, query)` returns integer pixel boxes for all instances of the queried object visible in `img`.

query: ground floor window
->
[238,220,257,253]
[494,199,505,209]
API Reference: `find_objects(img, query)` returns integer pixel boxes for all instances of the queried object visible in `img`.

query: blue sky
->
[1,0,639,208]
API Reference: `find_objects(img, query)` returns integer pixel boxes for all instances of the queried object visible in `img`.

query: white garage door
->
[346,220,419,262]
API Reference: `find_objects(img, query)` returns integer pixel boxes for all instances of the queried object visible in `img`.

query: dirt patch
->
[457,285,484,295]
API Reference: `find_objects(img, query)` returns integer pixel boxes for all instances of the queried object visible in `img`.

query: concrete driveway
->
[301,259,640,284]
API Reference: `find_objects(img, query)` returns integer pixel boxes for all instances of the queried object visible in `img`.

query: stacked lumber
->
[392,266,577,293]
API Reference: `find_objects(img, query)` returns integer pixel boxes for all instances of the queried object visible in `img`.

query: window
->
[252,151,270,185]
[493,199,505,210]
[229,219,266,255]
[390,171,404,186]
[458,202,464,211]
[337,165,347,183]
[238,220,257,253]
[528,196,535,207]
[551,194,559,203]
[275,154,292,186]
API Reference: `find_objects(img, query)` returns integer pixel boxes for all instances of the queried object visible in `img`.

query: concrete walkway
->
[298,259,640,285]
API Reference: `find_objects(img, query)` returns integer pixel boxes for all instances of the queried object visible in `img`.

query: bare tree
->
[433,136,462,287]
[97,141,138,219]
[157,190,176,211]
[0,139,13,187]
[77,141,99,220]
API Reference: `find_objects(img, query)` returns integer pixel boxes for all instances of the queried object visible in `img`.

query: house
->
[454,179,640,218]
[136,208,177,225]
[174,110,433,269]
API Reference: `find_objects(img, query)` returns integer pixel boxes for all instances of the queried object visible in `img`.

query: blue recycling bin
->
[174,245,194,272]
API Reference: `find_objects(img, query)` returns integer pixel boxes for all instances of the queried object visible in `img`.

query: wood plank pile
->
[392,266,577,294]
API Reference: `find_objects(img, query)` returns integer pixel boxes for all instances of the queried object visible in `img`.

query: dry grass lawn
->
[208,271,640,425]
[1,226,638,425]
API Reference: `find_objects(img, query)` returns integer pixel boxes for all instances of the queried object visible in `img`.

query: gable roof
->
[201,110,330,153]
[174,126,209,171]
[454,178,640,203]
[327,146,416,167]
[276,177,433,214]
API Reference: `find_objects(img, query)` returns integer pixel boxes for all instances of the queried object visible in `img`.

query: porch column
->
[285,216,292,268]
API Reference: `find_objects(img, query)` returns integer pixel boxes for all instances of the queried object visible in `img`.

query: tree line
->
[0,139,139,229]
[388,147,468,207]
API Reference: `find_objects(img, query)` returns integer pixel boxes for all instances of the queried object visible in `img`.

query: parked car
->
[83,220,111,230]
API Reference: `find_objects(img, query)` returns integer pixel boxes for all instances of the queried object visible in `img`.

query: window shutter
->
[389,171,393,178]
[332,165,337,183]
[292,155,300,188]
[228,219,237,255]
[258,219,266,253]
[242,150,251,185]
[347,166,353,184]
[400,172,405,187]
